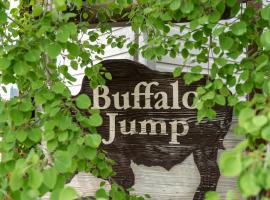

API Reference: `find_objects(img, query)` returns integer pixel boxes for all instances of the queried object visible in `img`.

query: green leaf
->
[266,171,270,188]
[59,187,78,200]
[213,27,225,37]
[32,5,43,17]
[16,129,27,142]
[181,1,194,14]
[26,151,39,165]
[215,57,227,66]
[28,169,43,189]
[13,62,30,76]
[191,66,202,73]
[35,93,47,105]
[161,13,172,21]
[196,87,206,95]
[183,73,203,85]
[10,111,24,125]
[213,79,223,89]
[54,151,72,173]
[64,23,77,36]
[263,80,270,96]
[203,91,215,100]
[71,0,83,8]
[209,11,221,23]
[0,10,7,24]
[43,168,57,189]
[24,49,41,62]
[206,108,216,120]
[239,107,255,127]
[67,43,80,57]
[52,82,66,94]
[95,188,109,200]
[255,54,268,70]
[20,99,33,112]
[260,30,270,50]
[71,60,78,70]
[226,0,236,7]
[252,115,268,128]
[220,36,233,50]
[215,94,226,105]
[105,72,112,80]
[0,57,11,70]
[44,130,54,141]
[89,32,99,42]
[28,128,42,143]
[205,191,219,200]
[190,19,199,30]
[56,30,69,43]
[228,96,238,106]
[261,4,270,20]
[58,131,68,142]
[47,43,61,59]
[76,94,91,109]
[240,70,249,81]
[169,0,181,11]
[219,150,242,176]
[83,147,97,160]
[239,173,260,197]
[173,67,182,77]
[47,139,58,152]
[56,23,77,43]
[21,188,39,200]
[231,21,247,36]
[89,113,103,127]
[54,0,66,10]
[85,134,102,148]
[10,168,24,191]
[182,48,189,58]
[262,125,270,141]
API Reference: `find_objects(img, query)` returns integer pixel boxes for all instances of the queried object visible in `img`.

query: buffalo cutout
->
[76,59,233,200]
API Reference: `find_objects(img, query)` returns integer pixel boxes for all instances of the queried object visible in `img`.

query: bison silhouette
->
[77,59,233,200]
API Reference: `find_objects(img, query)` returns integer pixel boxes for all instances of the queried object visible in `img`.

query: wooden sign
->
[77,59,233,200]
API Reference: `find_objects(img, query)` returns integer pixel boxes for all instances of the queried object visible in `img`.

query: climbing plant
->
[0,0,269,199]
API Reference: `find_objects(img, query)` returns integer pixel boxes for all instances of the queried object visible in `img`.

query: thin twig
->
[207,34,212,80]
[7,16,23,28]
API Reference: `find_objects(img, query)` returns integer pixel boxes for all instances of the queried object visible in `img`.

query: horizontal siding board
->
[66,51,133,76]
[67,52,133,95]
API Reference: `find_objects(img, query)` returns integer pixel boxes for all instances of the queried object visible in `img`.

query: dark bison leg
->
[108,152,135,190]
[192,146,220,200]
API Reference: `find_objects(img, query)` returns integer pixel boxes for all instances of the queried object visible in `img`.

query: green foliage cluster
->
[127,0,270,199]
[0,0,144,199]
[0,0,269,199]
